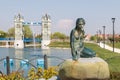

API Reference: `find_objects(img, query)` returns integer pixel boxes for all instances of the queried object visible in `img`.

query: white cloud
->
[54,19,74,35]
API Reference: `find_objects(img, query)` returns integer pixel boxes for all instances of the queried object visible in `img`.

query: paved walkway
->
[98,42,120,53]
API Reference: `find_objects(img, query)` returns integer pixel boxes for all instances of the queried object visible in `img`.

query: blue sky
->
[0,0,120,35]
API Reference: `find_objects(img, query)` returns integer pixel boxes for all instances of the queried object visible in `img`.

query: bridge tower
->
[41,14,51,47]
[14,14,24,49]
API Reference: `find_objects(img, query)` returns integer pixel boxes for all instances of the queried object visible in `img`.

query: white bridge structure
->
[14,14,51,49]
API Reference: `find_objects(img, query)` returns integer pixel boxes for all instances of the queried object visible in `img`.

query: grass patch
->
[106,42,120,49]
[84,43,120,73]
[49,41,70,48]
[50,41,120,73]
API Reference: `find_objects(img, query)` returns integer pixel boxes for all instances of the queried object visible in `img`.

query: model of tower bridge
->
[14,14,51,49]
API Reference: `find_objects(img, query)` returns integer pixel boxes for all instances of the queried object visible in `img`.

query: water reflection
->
[15,49,24,70]
[4,58,14,74]
[0,47,71,75]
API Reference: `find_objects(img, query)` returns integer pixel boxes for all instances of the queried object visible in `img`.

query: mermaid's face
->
[77,20,84,29]
[76,19,85,29]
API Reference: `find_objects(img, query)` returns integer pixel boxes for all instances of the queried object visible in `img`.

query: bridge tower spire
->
[14,13,24,49]
[41,14,51,47]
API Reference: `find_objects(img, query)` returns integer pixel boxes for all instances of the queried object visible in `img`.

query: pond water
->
[0,47,71,76]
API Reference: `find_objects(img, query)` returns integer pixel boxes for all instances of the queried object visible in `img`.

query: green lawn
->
[49,42,120,79]
[50,41,120,72]
[49,41,70,48]
[85,43,120,72]
[107,42,120,49]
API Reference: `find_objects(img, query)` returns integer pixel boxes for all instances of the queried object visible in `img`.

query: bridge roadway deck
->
[0,39,41,43]
[0,40,14,42]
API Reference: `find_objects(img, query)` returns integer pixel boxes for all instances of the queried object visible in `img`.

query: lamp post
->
[111,18,115,52]
[98,30,101,42]
[103,26,106,48]
[96,31,98,43]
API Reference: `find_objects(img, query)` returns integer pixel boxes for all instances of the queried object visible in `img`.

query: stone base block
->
[14,40,24,49]
[59,57,110,80]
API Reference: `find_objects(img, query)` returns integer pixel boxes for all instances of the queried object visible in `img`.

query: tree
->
[90,36,96,41]
[8,27,15,38]
[7,25,33,39]
[36,34,42,39]
[0,30,7,38]
[23,25,33,38]
[51,32,66,40]
[91,35,100,41]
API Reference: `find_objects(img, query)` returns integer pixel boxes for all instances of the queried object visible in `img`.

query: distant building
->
[85,33,120,42]
[85,34,91,41]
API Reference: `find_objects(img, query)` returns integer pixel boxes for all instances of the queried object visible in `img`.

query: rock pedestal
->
[59,57,110,80]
